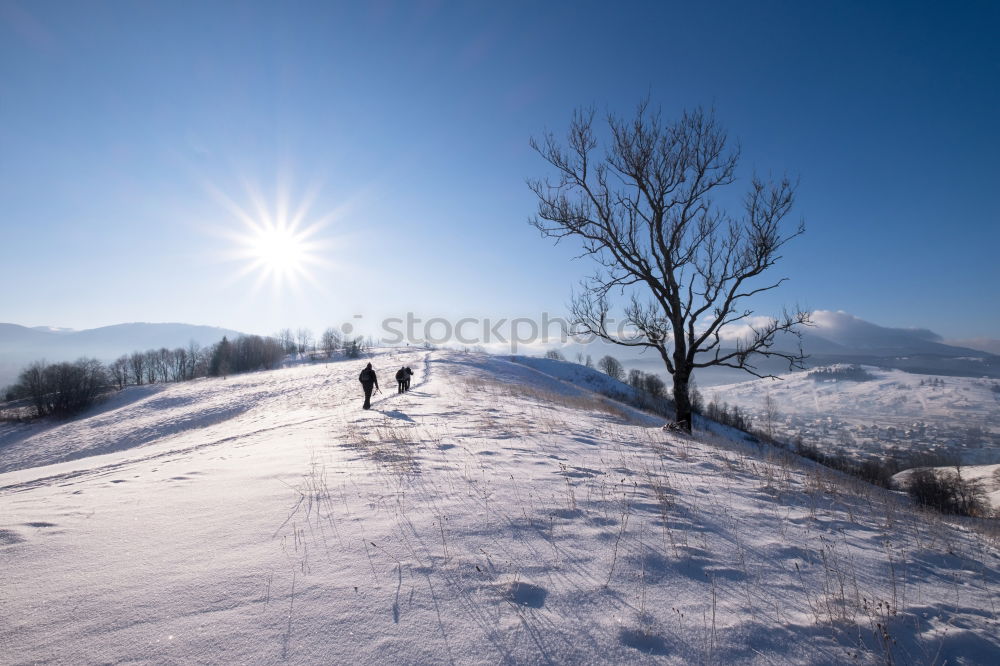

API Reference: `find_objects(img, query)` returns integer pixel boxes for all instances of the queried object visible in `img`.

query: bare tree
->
[643,373,666,398]
[274,328,295,355]
[597,355,624,381]
[109,355,129,390]
[186,340,202,379]
[128,351,146,386]
[529,102,809,431]
[763,391,780,442]
[156,348,172,382]
[295,328,313,355]
[171,347,188,382]
[320,328,341,358]
[143,349,159,384]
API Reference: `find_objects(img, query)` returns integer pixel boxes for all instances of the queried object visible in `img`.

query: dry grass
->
[458,375,636,428]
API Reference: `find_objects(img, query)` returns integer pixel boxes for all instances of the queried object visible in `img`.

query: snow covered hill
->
[2,350,998,664]
[710,367,1000,460]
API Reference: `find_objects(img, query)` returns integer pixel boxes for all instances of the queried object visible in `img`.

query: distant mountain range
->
[558,310,1000,386]
[3,312,998,390]
[0,323,244,388]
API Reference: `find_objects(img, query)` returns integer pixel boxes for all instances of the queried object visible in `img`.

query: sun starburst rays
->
[207,177,342,297]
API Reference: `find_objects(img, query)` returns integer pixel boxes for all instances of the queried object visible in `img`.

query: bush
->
[343,337,363,358]
[12,358,108,418]
[791,439,901,489]
[544,349,565,361]
[907,468,989,517]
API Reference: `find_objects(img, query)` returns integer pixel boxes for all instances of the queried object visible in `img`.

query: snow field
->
[1,350,999,664]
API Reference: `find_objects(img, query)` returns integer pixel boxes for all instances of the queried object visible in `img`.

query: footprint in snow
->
[619,628,670,655]
[506,581,547,608]
[0,529,26,545]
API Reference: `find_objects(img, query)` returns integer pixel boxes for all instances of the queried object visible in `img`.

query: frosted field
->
[710,367,1000,427]
[710,366,1000,511]
[2,350,998,664]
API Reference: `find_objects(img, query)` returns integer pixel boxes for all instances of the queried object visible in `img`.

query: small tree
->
[276,328,296,355]
[128,351,145,386]
[295,328,313,355]
[320,328,341,358]
[598,355,624,381]
[529,102,809,431]
[186,340,202,379]
[642,373,666,398]
[544,349,566,361]
[627,368,645,390]
[109,355,129,390]
[143,349,159,384]
[210,336,232,377]
[343,337,363,359]
[762,391,780,441]
[689,378,704,414]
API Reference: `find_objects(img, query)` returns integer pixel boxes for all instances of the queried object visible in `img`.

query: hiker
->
[359,363,379,409]
[403,366,413,391]
[395,366,407,393]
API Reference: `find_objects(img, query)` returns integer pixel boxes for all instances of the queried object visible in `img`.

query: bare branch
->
[528,102,808,431]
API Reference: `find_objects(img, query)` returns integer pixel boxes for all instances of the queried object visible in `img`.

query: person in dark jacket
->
[359,363,378,409]
[403,366,413,391]
[395,367,407,393]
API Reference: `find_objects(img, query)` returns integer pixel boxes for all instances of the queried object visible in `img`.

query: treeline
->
[701,400,753,431]
[808,365,876,382]
[273,327,367,359]
[544,350,677,418]
[4,334,288,419]
[547,348,756,431]
[588,352,751,428]
[103,335,285,389]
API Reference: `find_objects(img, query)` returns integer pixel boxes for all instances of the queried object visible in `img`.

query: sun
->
[206,176,345,293]
[230,215,326,291]
[247,223,310,276]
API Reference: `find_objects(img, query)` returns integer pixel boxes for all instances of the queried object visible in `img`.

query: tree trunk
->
[672,369,693,433]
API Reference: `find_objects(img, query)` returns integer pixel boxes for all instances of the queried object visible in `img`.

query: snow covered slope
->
[710,366,1000,462]
[2,350,998,664]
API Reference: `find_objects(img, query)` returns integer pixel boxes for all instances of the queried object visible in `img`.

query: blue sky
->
[1,0,998,341]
